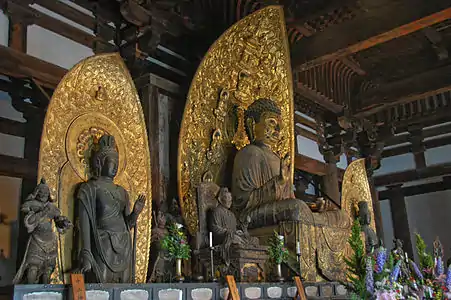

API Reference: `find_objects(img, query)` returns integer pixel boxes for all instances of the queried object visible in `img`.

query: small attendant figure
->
[13,178,72,284]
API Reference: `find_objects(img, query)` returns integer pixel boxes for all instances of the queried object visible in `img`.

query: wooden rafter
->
[294,6,451,71]
[374,162,451,187]
[0,45,65,89]
[356,64,451,117]
[295,153,344,180]
[0,154,36,180]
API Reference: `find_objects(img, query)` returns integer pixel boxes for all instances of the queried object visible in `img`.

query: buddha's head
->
[244,98,282,147]
[218,187,232,209]
[92,135,119,179]
[35,178,51,203]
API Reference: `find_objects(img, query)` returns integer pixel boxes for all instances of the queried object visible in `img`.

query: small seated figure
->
[13,178,72,284]
[209,187,258,265]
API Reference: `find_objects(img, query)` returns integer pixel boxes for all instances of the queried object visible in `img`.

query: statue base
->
[11,281,350,299]
[198,245,269,282]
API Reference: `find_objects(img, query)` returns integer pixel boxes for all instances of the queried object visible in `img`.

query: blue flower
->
[436,256,444,276]
[409,260,423,280]
[375,247,387,274]
[390,261,401,283]
[365,257,374,295]
[445,264,451,291]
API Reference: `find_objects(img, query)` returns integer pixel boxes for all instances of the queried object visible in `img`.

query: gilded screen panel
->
[178,6,294,235]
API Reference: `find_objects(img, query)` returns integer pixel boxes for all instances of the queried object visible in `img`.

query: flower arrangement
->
[267,231,289,264]
[346,230,451,299]
[161,223,191,260]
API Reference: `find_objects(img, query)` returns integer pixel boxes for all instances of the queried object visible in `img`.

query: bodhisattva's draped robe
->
[232,142,351,281]
[78,180,133,283]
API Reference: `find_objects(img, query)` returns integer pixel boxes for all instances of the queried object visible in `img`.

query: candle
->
[209,232,213,248]
[296,241,301,255]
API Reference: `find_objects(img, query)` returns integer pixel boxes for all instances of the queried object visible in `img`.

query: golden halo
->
[65,112,127,181]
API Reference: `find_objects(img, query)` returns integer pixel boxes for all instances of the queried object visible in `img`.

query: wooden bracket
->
[226,275,240,300]
[70,273,86,300]
[293,276,307,300]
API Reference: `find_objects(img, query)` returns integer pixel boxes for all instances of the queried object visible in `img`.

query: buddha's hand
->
[133,194,146,215]
[279,154,291,184]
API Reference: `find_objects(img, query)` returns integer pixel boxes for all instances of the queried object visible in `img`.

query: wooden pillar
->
[367,171,385,241]
[409,128,426,169]
[322,151,340,205]
[388,184,414,257]
[136,74,180,212]
[8,18,27,52]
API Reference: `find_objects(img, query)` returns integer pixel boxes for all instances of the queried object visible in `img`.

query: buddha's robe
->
[232,142,351,281]
[78,179,133,283]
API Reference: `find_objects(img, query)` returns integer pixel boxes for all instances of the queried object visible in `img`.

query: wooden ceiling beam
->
[382,134,451,158]
[356,64,451,117]
[0,45,65,89]
[379,178,451,199]
[0,154,36,180]
[374,162,451,187]
[294,113,317,130]
[295,82,343,114]
[0,117,26,137]
[386,122,451,147]
[292,4,451,70]
[33,0,115,41]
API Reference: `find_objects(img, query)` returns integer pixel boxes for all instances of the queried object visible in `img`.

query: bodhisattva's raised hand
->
[133,194,146,215]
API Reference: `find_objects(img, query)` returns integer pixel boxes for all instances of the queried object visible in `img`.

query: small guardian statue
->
[77,134,146,283]
[13,178,72,284]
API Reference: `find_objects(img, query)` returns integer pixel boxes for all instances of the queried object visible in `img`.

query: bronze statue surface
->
[358,201,378,253]
[13,179,72,284]
[78,135,146,283]
[232,99,349,230]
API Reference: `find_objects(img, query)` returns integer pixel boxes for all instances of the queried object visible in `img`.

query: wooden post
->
[70,273,86,300]
[293,276,307,300]
[388,184,414,257]
[225,275,240,300]
[322,151,341,206]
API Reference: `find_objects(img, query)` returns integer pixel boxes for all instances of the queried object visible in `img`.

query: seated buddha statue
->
[232,98,349,229]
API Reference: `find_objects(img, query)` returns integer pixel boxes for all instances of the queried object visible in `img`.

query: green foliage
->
[415,233,434,275]
[161,223,191,260]
[344,220,371,299]
[267,231,289,264]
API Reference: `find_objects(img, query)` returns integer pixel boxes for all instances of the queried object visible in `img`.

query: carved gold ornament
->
[38,53,152,284]
[178,6,294,235]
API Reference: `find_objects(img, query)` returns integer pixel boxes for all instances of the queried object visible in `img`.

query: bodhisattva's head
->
[244,99,282,147]
[92,135,119,179]
[218,187,232,209]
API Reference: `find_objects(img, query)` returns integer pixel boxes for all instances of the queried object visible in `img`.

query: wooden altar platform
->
[11,281,350,300]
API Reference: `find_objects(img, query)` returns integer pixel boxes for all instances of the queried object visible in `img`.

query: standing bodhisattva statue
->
[77,134,146,283]
[13,178,72,284]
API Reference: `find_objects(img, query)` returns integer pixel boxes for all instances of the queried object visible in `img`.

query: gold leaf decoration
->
[178,6,294,235]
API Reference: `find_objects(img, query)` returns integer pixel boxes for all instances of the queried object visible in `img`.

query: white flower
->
[278,235,284,240]
[175,223,183,229]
